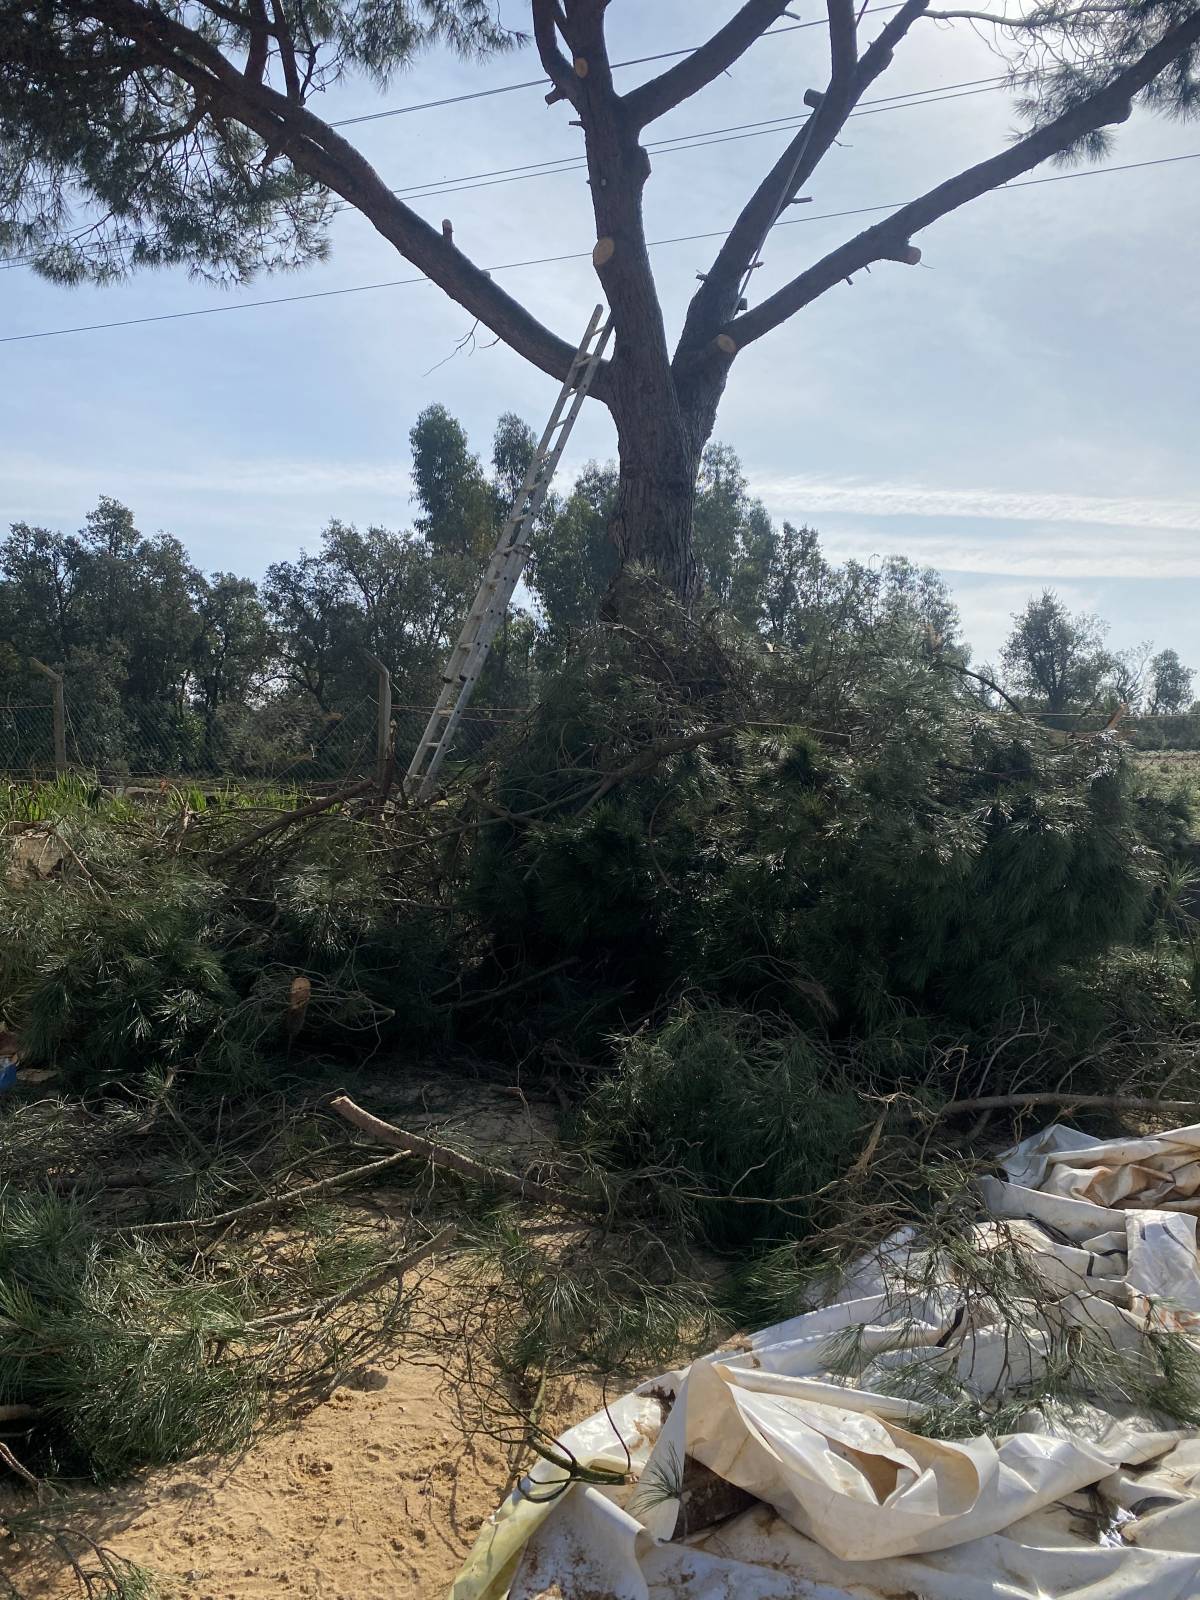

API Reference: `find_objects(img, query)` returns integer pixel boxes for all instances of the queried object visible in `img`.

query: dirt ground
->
[2,1354,599,1599]
[0,1079,600,1600]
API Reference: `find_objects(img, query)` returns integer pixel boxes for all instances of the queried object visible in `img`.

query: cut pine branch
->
[207,778,372,866]
[577,723,741,812]
[327,1095,603,1213]
[246,1225,457,1332]
[938,1091,1200,1117]
[130,1149,415,1233]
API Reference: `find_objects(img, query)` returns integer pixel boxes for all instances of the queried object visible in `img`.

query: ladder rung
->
[407,306,610,799]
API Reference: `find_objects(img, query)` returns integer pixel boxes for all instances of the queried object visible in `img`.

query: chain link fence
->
[0,690,525,787]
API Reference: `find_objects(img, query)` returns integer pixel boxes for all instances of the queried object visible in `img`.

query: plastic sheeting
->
[453,1122,1200,1600]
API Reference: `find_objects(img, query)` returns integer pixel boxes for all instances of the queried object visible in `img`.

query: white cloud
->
[756,476,1200,534]
[813,524,1199,580]
[0,452,413,504]
[752,475,1200,578]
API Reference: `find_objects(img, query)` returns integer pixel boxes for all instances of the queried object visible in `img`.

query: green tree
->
[262,547,358,710]
[1,497,202,707]
[263,519,476,710]
[0,520,88,664]
[192,572,270,720]
[692,444,777,629]
[409,406,497,563]
[528,464,619,637]
[491,412,537,509]
[1148,648,1194,715]
[1107,642,1154,711]
[1001,590,1114,715]
[756,524,963,717]
[3,0,1197,600]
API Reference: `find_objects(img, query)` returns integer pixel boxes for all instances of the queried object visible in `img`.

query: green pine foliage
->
[582,1006,866,1249]
[2,872,244,1084]
[468,611,1177,1051]
[0,793,453,1087]
[0,1189,261,1479]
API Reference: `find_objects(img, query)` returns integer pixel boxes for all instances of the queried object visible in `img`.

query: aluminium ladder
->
[405,303,613,799]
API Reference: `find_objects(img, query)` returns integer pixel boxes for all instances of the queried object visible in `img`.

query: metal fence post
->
[362,650,392,788]
[30,659,67,773]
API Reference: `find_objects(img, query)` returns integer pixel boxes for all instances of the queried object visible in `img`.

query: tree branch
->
[938,1091,1200,1117]
[327,1095,602,1213]
[827,0,860,85]
[532,0,579,108]
[925,3,1129,23]
[857,0,935,82]
[940,658,1027,716]
[716,8,1200,353]
[578,722,741,812]
[674,0,928,373]
[544,2,678,421]
[130,1149,414,1232]
[268,0,301,102]
[71,0,601,396]
[623,0,794,129]
[245,1225,457,1331]
[207,777,371,865]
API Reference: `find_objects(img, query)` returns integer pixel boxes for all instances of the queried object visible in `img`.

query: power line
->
[2,149,1195,346]
[329,8,911,129]
[0,75,1012,274]
[1,6,920,270]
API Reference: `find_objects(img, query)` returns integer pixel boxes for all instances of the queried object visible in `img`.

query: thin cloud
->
[809,525,1200,581]
[756,476,1200,534]
[0,452,414,504]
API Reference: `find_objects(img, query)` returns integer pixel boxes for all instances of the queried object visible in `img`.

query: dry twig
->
[328,1095,601,1213]
[247,1225,458,1331]
[129,1149,414,1233]
[937,1090,1200,1117]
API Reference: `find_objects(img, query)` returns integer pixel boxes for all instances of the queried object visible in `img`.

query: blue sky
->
[1,1,1197,664]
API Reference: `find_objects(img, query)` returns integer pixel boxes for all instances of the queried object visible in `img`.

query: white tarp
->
[453,1121,1200,1600]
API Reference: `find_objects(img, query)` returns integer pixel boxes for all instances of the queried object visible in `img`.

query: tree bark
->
[607,414,700,604]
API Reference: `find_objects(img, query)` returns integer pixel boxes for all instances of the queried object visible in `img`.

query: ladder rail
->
[421,306,607,693]
[406,305,612,799]
[438,335,608,693]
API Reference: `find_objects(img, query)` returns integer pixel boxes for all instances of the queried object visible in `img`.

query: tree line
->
[0,407,1194,774]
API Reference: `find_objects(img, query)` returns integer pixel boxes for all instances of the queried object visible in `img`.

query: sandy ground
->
[2,1355,599,1600]
[0,1080,597,1599]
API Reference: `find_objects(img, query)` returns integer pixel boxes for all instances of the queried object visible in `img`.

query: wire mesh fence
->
[0,705,57,775]
[5,680,1194,788]
[0,690,527,788]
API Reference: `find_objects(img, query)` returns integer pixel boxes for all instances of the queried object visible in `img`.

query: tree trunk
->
[607,403,703,605]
